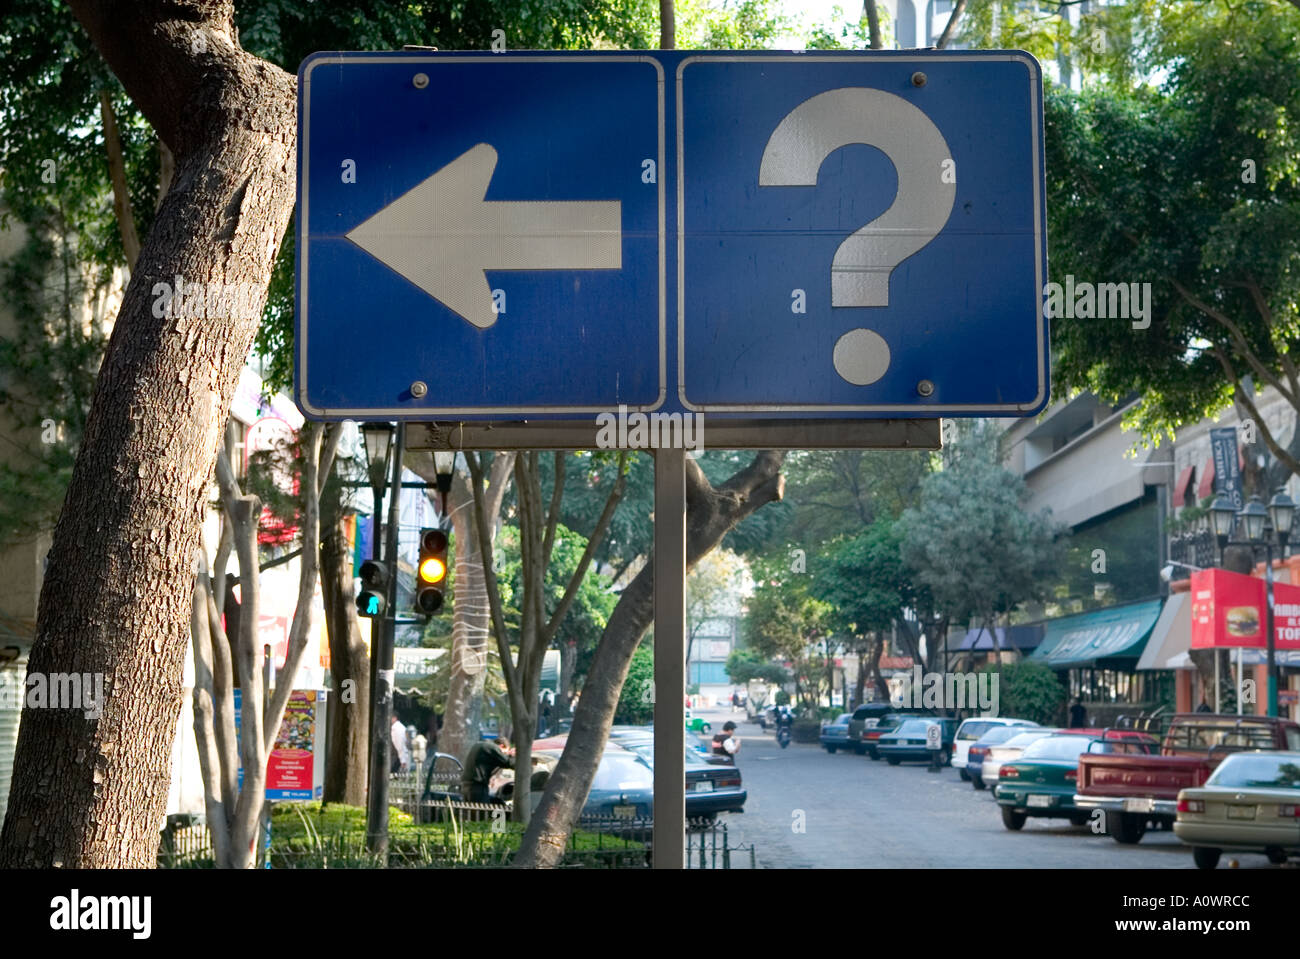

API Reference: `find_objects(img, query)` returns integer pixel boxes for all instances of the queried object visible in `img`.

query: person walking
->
[1068,698,1087,727]
[390,715,411,773]
[460,737,514,803]
[712,721,741,762]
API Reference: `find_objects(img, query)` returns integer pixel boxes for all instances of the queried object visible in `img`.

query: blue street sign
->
[296,50,1047,421]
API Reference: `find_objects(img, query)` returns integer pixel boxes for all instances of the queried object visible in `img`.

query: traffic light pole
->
[366,422,406,856]
[652,447,686,869]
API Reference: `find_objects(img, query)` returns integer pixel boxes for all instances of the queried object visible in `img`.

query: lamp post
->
[432,451,456,519]
[360,421,405,856]
[358,423,393,777]
[1219,491,1294,718]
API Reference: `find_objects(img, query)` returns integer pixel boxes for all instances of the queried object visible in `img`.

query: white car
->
[952,717,1038,780]
[981,729,1060,789]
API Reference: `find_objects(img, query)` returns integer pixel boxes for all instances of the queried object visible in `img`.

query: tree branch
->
[543,451,628,646]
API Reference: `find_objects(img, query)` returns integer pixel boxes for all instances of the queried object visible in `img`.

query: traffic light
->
[356,559,388,618]
[416,527,450,614]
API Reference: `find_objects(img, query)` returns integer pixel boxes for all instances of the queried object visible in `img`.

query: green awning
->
[1029,599,1164,669]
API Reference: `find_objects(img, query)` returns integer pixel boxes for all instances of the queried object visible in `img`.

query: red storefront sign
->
[1190,567,1300,650]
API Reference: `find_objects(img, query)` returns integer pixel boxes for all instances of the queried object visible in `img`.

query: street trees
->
[513,452,785,867]
[745,551,836,708]
[1044,1,1300,478]
[0,1,298,869]
[467,451,629,823]
[898,422,1066,671]
[814,518,913,704]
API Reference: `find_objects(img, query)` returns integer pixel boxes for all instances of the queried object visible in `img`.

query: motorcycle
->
[776,723,791,749]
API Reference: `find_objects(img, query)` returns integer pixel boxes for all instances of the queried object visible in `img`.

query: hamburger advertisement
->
[1191,567,1300,650]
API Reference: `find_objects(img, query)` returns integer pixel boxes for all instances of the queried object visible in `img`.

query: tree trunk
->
[321,514,369,806]
[870,631,890,701]
[934,0,968,49]
[0,2,296,869]
[513,452,785,868]
[863,0,883,49]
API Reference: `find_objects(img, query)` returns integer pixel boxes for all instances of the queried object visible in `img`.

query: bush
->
[980,660,1067,725]
[791,718,821,742]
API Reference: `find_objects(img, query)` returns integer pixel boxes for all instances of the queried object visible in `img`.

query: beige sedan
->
[1174,750,1300,869]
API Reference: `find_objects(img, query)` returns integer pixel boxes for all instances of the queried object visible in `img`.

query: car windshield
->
[834,714,853,724]
[1020,735,1095,761]
[895,719,934,735]
[958,721,996,741]
[978,726,1027,746]
[1002,730,1054,749]
[1207,753,1300,789]
[591,751,654,791]
[1165,719,1280,751]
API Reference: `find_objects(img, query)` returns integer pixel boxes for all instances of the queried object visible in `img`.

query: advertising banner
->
[1209,426,1244,509]
[234,688,328,800]
[1189,567,1300,650]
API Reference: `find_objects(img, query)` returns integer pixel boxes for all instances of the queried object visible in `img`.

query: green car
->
[994,733,1099,831]
[685,710,712,734]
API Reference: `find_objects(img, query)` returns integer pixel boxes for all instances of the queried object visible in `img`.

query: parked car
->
[982,729,1062,788]
[1074,713,1300,845]
[856,709,936,759]
[821,713,854,753]
[1173,750,1300,869]
[994,733,1113,830]
[953,717,1038,780]
[531,744,656,826]
[615,734,748,820]
[846,703,895,754]
[685,709,712,734]
[877,717,959,766]
[968,724,1044,790]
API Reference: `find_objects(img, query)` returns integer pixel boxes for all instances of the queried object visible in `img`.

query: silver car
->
[981,729,1060,790]
[1174,750,1300,869]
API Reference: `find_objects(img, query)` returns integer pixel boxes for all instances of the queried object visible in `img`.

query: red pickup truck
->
[1073,713,1300,844]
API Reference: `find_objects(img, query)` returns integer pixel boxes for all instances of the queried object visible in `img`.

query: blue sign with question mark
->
[297,50,1047,421]
[678,52,1047,416]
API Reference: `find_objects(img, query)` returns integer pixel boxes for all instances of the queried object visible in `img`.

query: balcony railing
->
[1168,529,1216,572]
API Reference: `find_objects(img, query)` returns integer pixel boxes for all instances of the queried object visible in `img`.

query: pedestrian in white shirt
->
[390,715,411,773]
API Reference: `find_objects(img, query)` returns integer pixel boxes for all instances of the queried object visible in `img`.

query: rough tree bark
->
[513,451,785,868]
[321,512,369,806]
[0,1,297,868]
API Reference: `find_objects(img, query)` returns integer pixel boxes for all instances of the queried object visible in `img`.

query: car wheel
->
[1001,807,1027,831]
[702,723,711,733]
[869,749,881,761]
[1109,812,1147,845]
[826,745,837,754]
[959,768,970,781]
[1266,847,1288,865]
[1068,812,1090,827]
[938,748,951,766]
[972,776,986,791]
[886,756,901,766]
[1193,846,1221,870]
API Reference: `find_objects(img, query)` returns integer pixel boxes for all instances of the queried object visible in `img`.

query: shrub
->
[980,660,1067,725]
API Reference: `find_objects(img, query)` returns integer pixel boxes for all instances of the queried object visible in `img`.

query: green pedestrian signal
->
[357,559,388,619]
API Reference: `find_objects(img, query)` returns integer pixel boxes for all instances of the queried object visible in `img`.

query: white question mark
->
[759,87,956,386]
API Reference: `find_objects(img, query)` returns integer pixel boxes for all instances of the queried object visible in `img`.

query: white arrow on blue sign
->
[295,51,1047,421]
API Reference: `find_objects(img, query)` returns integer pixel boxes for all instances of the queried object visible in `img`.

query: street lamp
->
[1233,491,1295,718]
[1209,495,1238,552]
[432,450,456,517]
[360,422,395,499]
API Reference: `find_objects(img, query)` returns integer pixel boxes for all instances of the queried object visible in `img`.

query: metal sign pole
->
[367,421,406,856]
[653,447,687,869]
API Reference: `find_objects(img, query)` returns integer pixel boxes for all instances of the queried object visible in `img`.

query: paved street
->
[694,710,1236,869]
